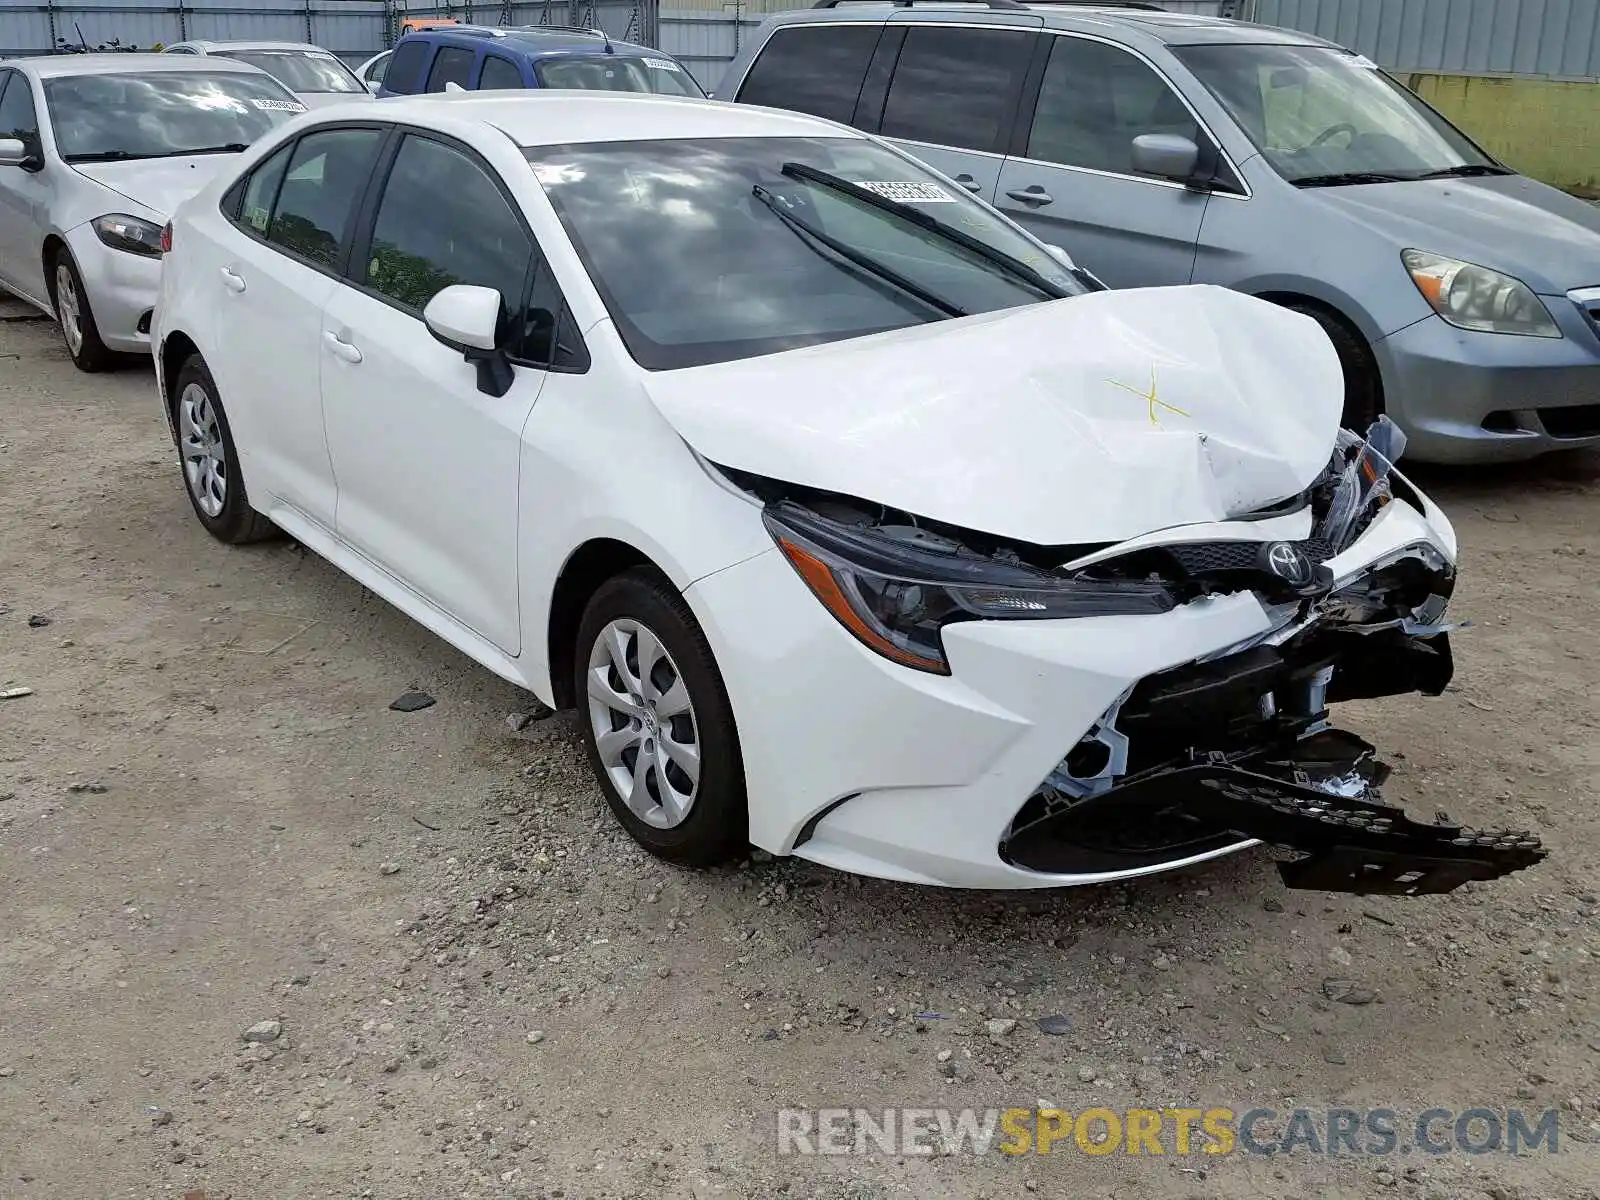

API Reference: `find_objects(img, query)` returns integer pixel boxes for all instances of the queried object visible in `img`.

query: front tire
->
[575,569,747,866]
[51,250,115,373]
[1283,302,1382,432]
[172,354,276,544]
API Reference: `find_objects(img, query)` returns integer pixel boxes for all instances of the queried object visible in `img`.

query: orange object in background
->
[399,17,458,33]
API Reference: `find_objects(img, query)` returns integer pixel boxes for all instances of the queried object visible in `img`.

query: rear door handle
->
[952,173,984,194]
[1005,185,1054,206]
[323,330,363,364]
[219,266,246,293]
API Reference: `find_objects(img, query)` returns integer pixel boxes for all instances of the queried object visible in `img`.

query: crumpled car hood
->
[643,285,1343,546]
[72,155,238,221]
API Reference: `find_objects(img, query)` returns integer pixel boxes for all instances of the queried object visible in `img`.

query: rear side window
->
[879,27,1034,153]
[426,45,476,92]
[232,142,293,234]
[736,25,880,125]
[478,54,524,91]
[267,128,384,268]
[383,40,429,94]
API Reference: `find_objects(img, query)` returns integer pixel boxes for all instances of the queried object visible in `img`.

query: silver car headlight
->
[1402,249,1560,338]
[92,213,164,259]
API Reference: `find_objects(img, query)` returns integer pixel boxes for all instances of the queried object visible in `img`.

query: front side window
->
[426,46,477,93]
[734,25,881,125]
[1027,36,1200,176]
[879,27,1034,153]
[0,71,40,144]
[383,41,428,94]
[42,71,305,163]
[533,56,703,97]
[364,52,391,84]
[266,127,383,267]
[215,49,364,94]
[1175,43,1498,185]
[362,134,544,359]
[478,54,524,91]
[527,135,1082,371]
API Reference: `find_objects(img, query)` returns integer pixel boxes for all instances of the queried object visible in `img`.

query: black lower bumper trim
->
[1002,734,1545,894]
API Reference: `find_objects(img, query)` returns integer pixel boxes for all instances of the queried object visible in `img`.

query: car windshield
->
[1174,43,1500,184]
[525,136,1083,370]
[215,49,365,94]
[44,72,306,162]
[532,56,704,97]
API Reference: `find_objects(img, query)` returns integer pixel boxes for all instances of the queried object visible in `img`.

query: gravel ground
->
[2,294,1598,1199]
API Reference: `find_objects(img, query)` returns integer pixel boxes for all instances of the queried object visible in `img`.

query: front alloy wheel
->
[575,569,746,865]
[52,252,114,372]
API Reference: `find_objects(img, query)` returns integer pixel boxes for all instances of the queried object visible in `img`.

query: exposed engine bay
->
[734,418,1546,896]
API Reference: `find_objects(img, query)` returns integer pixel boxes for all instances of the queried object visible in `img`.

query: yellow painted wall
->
[1406,73,1600,197]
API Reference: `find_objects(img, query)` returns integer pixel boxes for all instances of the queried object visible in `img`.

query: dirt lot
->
[1,294,1598,1200]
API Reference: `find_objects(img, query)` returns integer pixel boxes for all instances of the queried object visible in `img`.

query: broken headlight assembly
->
[763,503,1174,675]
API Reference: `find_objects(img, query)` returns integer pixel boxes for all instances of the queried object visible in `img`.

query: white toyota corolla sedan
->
[154,93,1543,897]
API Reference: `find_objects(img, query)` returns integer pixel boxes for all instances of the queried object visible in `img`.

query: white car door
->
[0,70,51,305]
[208,124,386,528]
[318,131,547,656]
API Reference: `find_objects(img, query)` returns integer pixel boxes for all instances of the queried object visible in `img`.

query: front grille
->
[1167,536,1335,575]
[1540,404,1600,439]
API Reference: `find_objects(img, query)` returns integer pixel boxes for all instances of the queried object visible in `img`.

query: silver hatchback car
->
[719,1,1600,463]
[0,54,307,370]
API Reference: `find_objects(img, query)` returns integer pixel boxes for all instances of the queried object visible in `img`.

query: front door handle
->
[952,173,984,194]
[219,266,246,293]
[323,330,363,364]
[1005,185,1054,206]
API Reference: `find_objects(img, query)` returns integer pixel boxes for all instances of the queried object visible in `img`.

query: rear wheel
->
[1283,302,1382,432]
[51,250,115,373]
[172,354,277,544]
[575,569,747,866]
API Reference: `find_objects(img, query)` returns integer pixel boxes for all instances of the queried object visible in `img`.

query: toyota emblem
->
[1262,541,1313,587]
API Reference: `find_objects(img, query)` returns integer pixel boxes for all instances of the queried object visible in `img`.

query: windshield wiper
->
[1291,171,1412,188]
[750,183,966,319]
[779,162,1071,301]
[64,149,163,163]
[1414,163,1515,180]
[169,143,251,156]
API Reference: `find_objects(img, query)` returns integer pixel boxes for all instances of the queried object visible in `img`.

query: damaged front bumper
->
[690,424,1546,895]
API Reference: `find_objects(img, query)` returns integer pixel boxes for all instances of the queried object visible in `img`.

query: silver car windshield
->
[532,56,704,98]
[1175,44,1503,185]
[215,49,365,94]
[44,72,306,162]
[525,136,1084,370]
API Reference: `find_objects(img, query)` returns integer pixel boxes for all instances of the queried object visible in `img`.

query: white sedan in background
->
[163,40,374,108]
[153,93,1542,897]
[0,54,306,370]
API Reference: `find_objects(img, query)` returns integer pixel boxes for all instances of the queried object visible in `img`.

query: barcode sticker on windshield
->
[251,98,307,112]
[854,181,955,204]
[1349,53,1380,69]
[643,57,681,71]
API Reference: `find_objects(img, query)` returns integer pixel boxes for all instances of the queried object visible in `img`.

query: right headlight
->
[1402,249,1561,338]
[763,504,1176,675]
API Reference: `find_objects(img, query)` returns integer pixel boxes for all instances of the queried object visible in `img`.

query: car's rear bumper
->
[1375,308,1600,464]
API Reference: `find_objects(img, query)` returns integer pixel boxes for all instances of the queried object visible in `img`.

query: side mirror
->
[366,79,382,95]
[1130,133,1201,184]
[424,284,514,397]
[0,137,37,170]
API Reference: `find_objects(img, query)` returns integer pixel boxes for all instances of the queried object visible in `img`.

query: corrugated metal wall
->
[1247,0,1600,81]
[0,0,657,60]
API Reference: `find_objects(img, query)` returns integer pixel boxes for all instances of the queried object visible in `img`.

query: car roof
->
[14,52,277,79]
[769,2,1341,50]
[375,90,867,147]
[398,24,667,58]
[171,40,330,53]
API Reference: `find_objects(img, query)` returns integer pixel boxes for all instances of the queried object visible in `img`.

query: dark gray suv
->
[717,0,1600,463]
